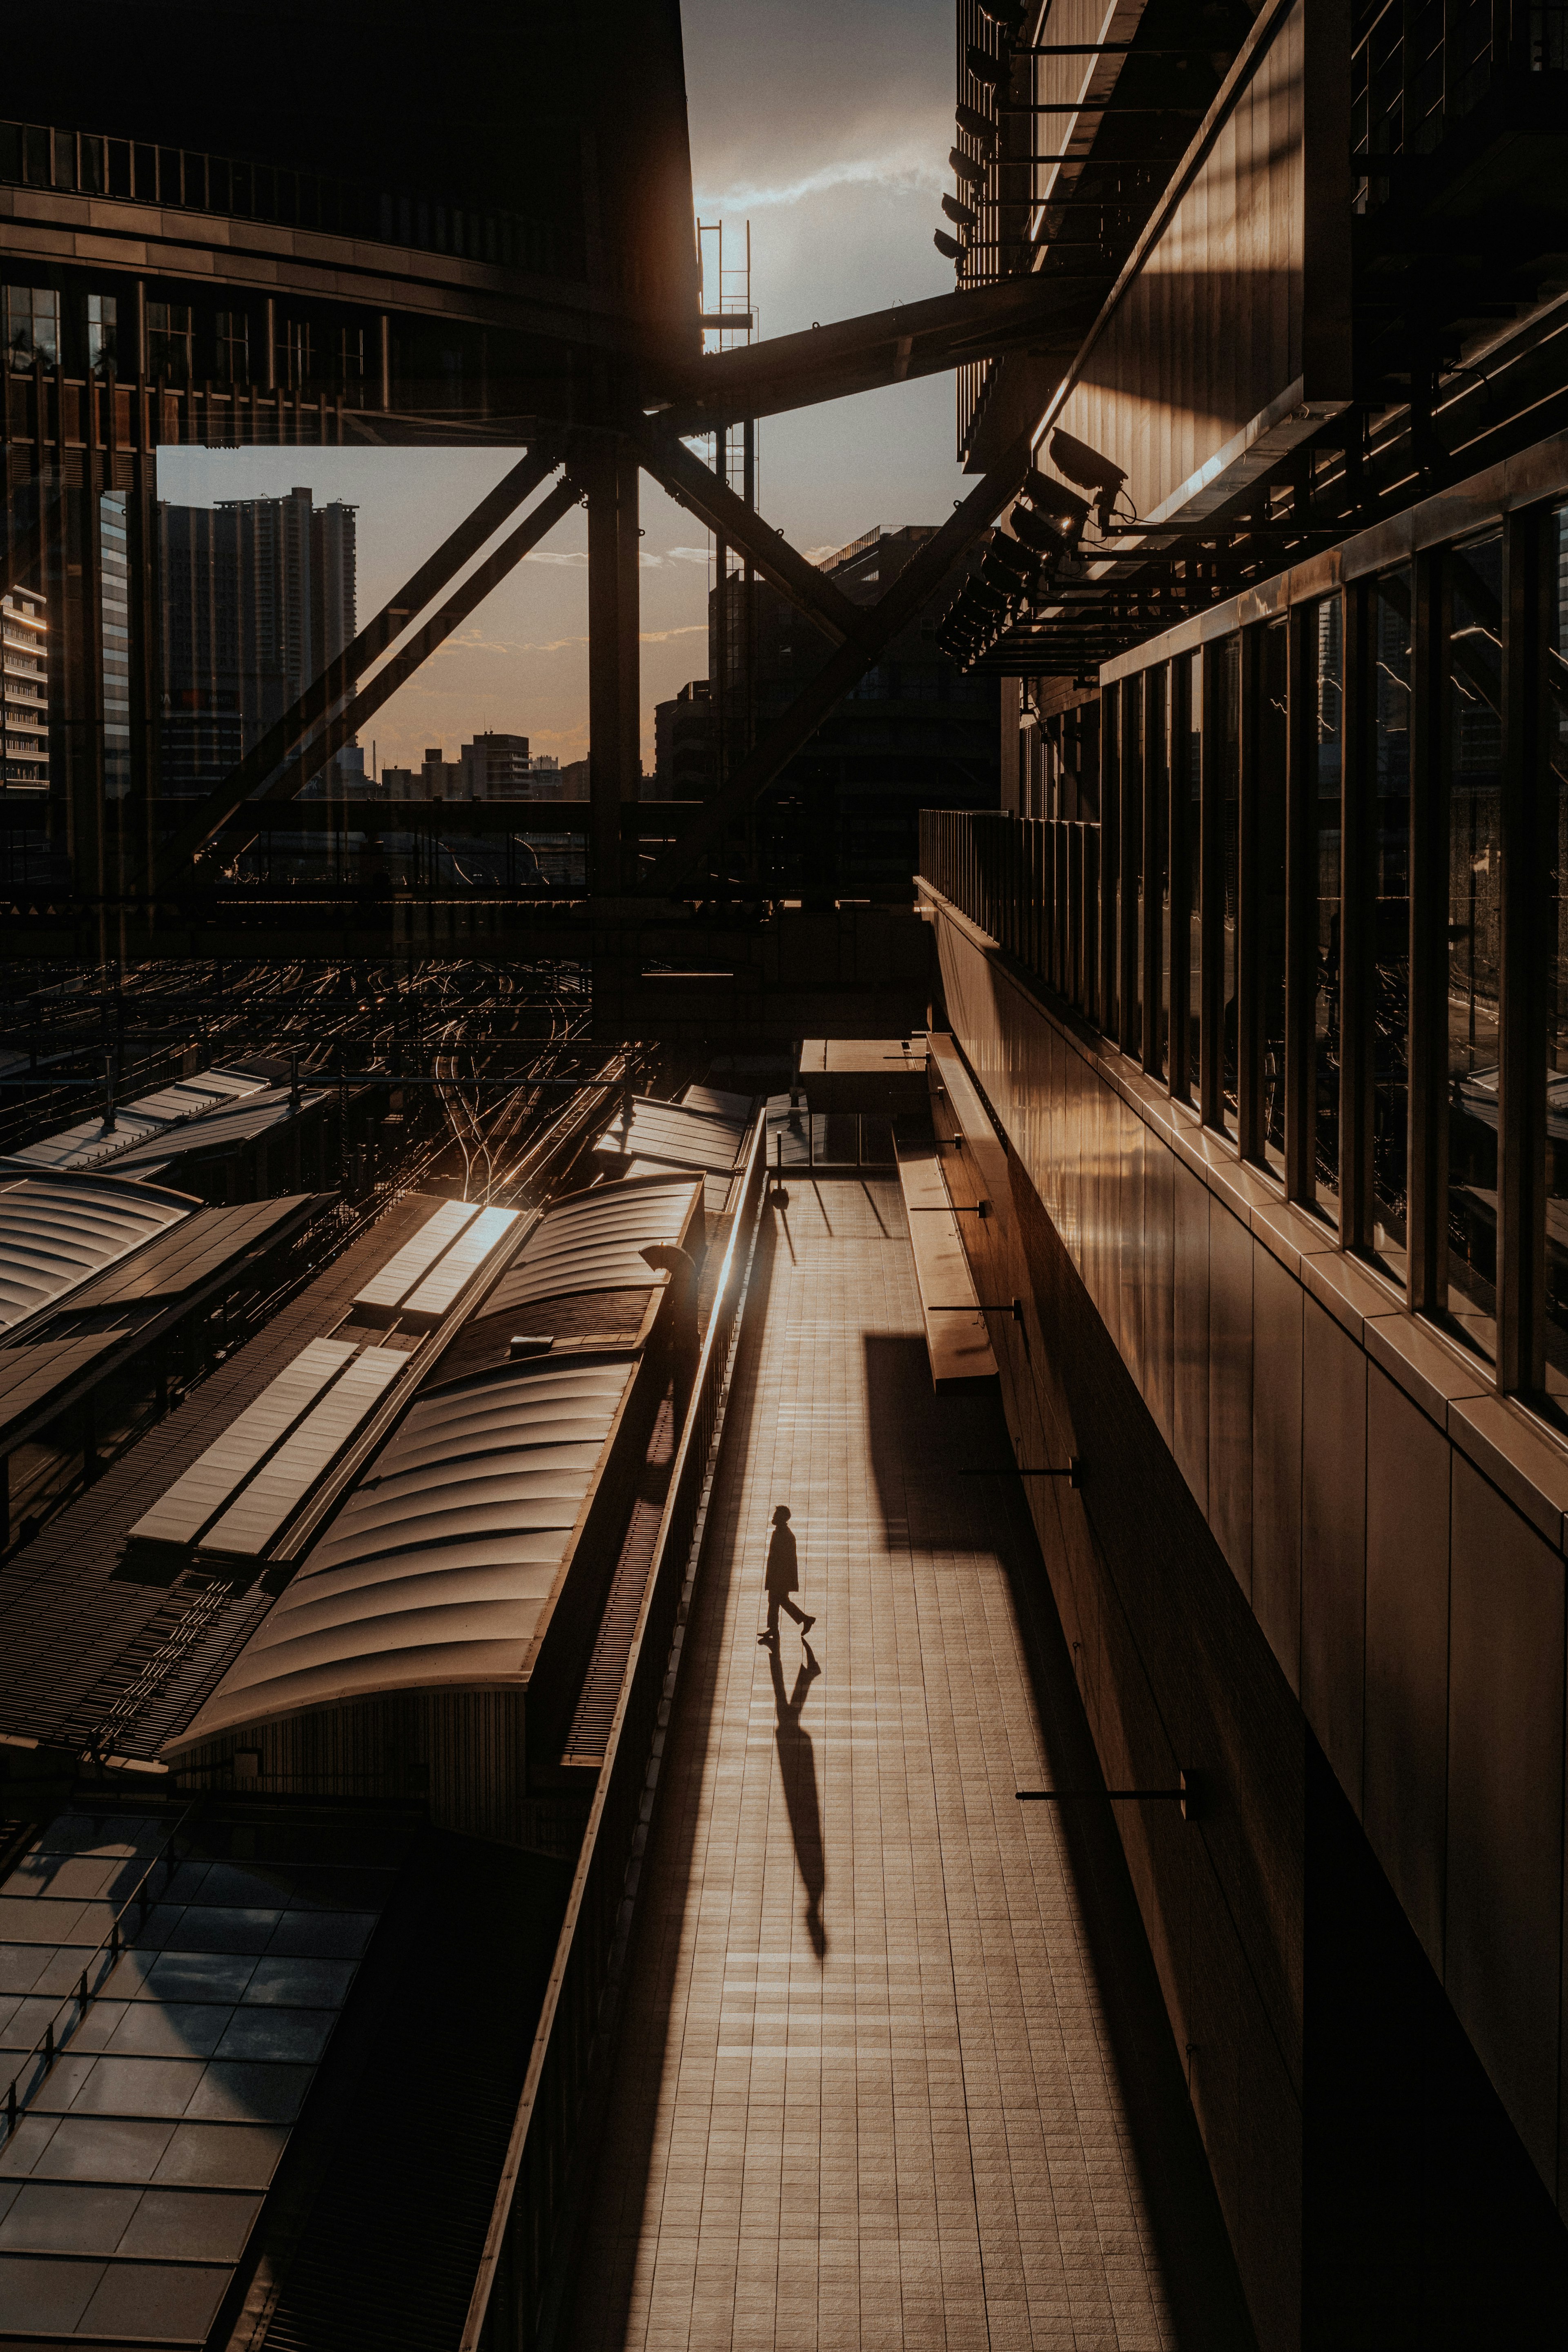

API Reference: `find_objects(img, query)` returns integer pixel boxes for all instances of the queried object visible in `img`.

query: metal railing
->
[459,1108,771,2351]
[2,1802,198,2142]
[0,118,566,280]
[920,806,1100,1019]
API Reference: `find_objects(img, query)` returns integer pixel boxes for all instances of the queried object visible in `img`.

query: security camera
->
[1049,429,1128,529]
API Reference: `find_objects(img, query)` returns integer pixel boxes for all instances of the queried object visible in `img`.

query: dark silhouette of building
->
[652,677,714,799]
[704,527,1000,899]
[158,487,356,795]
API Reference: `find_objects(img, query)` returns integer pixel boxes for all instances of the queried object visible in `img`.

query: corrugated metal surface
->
[680,1083,755,1121]
[353,1199,479,1315]
[166,1359,636,1751]
[129,1339,356,1546]
[1043,0,1349,529]
[103,1085,329,1173]
[65,1195,324,1312]
[202,1346,407,1559]
[397,1205,520,1325]
[5,1066,266,1176]
[592,1096,745,1174]
[483,1174,702,1316]
[0,1173,194,1337]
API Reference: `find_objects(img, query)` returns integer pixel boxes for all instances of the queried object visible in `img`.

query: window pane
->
[1185,651,1202,1099]
[1312,599,1344,1218]
[1445,532,1502,1361]
[1104,686,1120,1040]
[1544,509,1568,1399]
[1219,636,1241,1131]
[1258,621,1288,1176]
[1149,664,1169,1080]
[1126,673,1143,1055]
[1372,570,1412,1279]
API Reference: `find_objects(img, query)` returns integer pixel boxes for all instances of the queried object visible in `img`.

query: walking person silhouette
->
[760,1505,815,1646]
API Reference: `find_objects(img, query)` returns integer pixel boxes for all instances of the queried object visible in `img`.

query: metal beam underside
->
[656,274,1101,430]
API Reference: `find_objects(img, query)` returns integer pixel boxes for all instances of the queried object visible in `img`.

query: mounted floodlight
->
[965,44,1009,89]
[1010,503,1073,559]
[949,146,987,189]
[1049,428,1128,528]
[955,103,999,150]
[1022,470,1091,533]
[987,538,1036,580]
[934,229,964,261]
[978,0,1026,30]
[942,193,977,230]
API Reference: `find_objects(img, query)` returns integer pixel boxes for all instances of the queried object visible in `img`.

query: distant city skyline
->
[156,0,958,777]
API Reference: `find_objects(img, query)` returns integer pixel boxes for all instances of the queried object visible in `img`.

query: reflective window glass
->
[1218,636,1242,1131]
[1445,531,1503,1360]
[1371,570,1412,1281]
[1126,673,1144,1054]
[1543,507,1568,1399]
[1148,665,1169,1079]
[1185,651,1202,1099]
[1258,620,1289,1177]
[1312,598,1344,1218]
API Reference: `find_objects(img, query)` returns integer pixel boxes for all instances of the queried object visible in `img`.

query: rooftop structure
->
[2,1,1568,2344]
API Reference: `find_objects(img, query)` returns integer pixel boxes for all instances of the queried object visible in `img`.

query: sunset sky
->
[156,0,964,775]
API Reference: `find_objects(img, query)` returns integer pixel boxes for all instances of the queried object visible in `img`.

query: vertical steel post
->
[586,435,641,896]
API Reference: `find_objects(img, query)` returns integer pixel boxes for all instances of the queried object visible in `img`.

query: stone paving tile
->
[572,1180,1180,2350]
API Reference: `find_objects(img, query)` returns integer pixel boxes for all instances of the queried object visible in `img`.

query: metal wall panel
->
[1045,0,1350,531]
[1250,1242,1304,1693]
[1362,1366,1450,1976]
[1208,1196,1255,1596]
[1173,1160,1211,1515]
[1446,1458,1566,2185]
[1298,1297,1367,1808]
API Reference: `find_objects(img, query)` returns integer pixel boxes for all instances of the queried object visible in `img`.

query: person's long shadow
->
[769,1634,825,1958]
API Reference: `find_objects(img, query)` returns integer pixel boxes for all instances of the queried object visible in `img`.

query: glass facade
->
[1259,620,1289,1178]
[1446,531,1503,1359]
[922,461,1568,1423]
[1312,598,1344,1220]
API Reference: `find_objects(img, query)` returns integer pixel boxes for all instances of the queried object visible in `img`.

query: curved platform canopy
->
[592,1097,748,1178]
[484,1172,704,1319]
[165,1357,638,1752]
[0,1170,196,1338]
[5,1067,267,1176]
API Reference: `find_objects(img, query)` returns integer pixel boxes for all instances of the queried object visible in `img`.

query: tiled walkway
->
[574,1180,1233,2351]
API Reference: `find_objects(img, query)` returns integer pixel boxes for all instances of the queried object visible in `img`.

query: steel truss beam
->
[635,425,873,649]
[152,444,564,888]
[635,430,1038,900]
[161,472,579,886]
[658,276,1097,432]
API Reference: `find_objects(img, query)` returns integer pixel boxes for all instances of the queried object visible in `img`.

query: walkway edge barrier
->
[459,1109,771,2352]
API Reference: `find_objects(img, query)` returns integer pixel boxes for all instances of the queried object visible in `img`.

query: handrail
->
[0,117,564,283]
[458,1107,770,2352]
[2,1800,199,2142]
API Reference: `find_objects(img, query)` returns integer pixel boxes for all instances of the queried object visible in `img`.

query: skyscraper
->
[158,486,356,796]
[0,584,47,792]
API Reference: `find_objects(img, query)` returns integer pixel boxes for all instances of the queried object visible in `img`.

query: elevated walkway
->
[572,1176,1249,2349]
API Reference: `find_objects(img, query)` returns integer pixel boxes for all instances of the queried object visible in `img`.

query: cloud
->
[667,546,712,564]
[523,549,588,567]
[638,624,708,645]
[694,145,946,214]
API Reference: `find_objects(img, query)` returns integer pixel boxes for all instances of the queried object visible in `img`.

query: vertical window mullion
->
[1499,506,1549,1392]
[1144,664,1167,1077]
[1099,683,1119,1032]
[1340,580,1372,1245]
[1408,549,1446,1312]
[1121,673,1143,1055]
[1169,655,1193,1102]
[1200,644,1224,1127]
[1238,627,1262,1159]
[1285,604,1316,1202]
